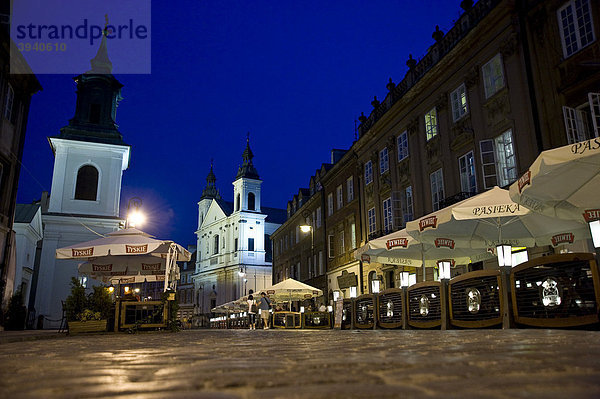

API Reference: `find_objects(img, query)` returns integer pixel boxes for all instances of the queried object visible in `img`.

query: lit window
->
[482,54,505,99]
[479,130,517,188]
[382,197,393,233]
[379,147,389,174]
[336,185,343,209]
[558,0,595,58]
[450,83,468,121]
[340,231,345,253]
[397,131,409,161]
[367,207,376,235]
[364,160,373,185]
[459,151,477,194]
[346,177,354,202]
[562,93,600,144]
[430,169,444,211]
[425,107,438,141]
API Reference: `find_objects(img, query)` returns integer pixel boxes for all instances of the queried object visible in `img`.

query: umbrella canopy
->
[78,255,179,284]
[508,138,600,223]
[355,228,493,267]
[406,186,590,249]
[56,228,191,261]
[260,278,323,302]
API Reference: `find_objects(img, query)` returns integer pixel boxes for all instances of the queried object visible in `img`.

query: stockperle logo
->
[10,0,151,74]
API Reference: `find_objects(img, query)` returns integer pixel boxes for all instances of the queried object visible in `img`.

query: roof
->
[263,206,287,224]
[15,203,40,224]
[215,199,234,216]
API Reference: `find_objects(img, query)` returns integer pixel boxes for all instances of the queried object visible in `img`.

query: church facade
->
[32,32,130,328]
[193,140,285,321]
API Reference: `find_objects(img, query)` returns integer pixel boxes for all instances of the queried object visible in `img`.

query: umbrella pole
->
[421,244,426,282]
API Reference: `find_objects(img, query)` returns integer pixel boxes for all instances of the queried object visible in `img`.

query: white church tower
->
[34,29,130,327]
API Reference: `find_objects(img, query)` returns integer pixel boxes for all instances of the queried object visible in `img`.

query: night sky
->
[17,0,465,248]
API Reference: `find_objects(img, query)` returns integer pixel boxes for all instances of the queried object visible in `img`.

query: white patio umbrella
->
[508,137,600,223]
[261,278,323,304]
[355,228,493,268]
[78,255,180,284]
[56,228,191,291]
[406,186,591,250]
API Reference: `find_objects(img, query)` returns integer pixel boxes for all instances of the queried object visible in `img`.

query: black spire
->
[56,14,126,146]
[235,134,260,180]
[201,160,220,199]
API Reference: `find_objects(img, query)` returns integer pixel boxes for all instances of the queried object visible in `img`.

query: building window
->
[364,160,373,185]
[402,186,414,224]
[382,197,393,233]
[296,226,300,243]
[479,129,517,188]
[367,207,376,235]
[248,238,255,252]
[397,131,409,161]
[213,235,219,254]
[459,151,477,194]
[327,193,334,216]
[235,238,239,252]
[350,221,356,249]
[236,194,240,211]
[450,83,468,121]
[4,83,14,121]
[425,107,438,141]
[482,54,505,99]
[346,176,354,202]
[558,0,595,59]
[316,207,322,228]
[562,92,600,143]
[340,230,345,254]
[328,234,334,258]
[379,147,389,174]
[247,192,255,210]
[319,251,324,275]
[430,169,444,211]
[74,165,99,201]
[336,184,343,209]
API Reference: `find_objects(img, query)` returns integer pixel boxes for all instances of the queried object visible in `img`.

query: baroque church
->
[193,140,285,321]
[26,31,129,328]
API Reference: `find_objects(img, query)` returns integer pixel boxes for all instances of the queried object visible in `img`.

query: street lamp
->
[126,197,145,228]
[496,245,513,267]
[437,260,452,280]
[299,225,314,250]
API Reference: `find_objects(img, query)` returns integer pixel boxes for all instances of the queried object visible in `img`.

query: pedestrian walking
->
[247,294,257,330]
[258,292,272,329]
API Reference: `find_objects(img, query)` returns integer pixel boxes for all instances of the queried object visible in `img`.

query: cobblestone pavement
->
[1,329,600,398]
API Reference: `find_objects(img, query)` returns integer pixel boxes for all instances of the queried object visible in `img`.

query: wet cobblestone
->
[1,329,599,398]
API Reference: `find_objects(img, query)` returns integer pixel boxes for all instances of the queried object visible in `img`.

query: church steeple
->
[235,133,260,180]
[201,161,220,200]
[55,15,126,147]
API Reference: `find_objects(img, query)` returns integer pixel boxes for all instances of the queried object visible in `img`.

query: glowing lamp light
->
[400,271,410,288]
[124,286,130,293]
[134,288,140,293]
[349,286,357,298]
[496,245,513,267]
[128,210,146,228]
[589,220,600,248]
[299,225,312,233]
[438,260,451,280]
[107,286,115,293]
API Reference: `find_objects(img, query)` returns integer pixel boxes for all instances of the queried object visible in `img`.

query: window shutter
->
[479,140,497,189]
[563,106,581,144]
[589,93,600,138]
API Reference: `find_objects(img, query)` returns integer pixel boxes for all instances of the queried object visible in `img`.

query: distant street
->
[1,329,600,398]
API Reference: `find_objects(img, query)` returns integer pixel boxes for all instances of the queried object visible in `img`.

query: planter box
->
[68,319,108,334]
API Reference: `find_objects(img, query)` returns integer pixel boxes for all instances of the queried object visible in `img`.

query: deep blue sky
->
[17,0,466,248]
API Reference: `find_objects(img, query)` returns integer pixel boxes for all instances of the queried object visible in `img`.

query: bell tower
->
[232,135,262,213]
[47,21,130,217]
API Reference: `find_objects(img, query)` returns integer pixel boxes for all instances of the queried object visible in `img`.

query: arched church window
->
[248,192,255,211]
[74,165,98,201]
[236,194,240,211]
